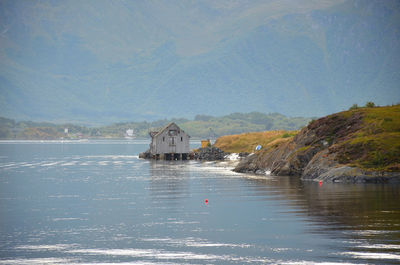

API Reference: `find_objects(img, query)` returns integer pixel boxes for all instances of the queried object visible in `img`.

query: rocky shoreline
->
[139,146,235,161]
[235,153,400,183]
[234,107,400,183]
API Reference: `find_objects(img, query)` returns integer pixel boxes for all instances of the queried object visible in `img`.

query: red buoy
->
[205,199,209,204]
[319,181,323,186]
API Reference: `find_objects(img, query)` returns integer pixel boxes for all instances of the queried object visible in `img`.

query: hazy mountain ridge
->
[0,0,399,123]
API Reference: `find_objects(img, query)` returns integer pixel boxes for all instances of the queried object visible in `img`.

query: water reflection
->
[1,140,399,264]
[241,174,400,262]
[148,160,191,205]
[147,160,400,263]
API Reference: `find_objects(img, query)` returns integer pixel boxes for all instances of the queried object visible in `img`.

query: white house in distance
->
[149,122,190,160]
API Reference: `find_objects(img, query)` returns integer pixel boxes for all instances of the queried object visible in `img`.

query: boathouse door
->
[169,136,176,153]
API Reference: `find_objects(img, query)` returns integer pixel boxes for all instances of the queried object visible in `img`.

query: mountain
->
[0,0,399,124]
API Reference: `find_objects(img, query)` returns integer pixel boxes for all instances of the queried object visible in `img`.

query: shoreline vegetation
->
[214,104,399,183]
[0,112,309,140]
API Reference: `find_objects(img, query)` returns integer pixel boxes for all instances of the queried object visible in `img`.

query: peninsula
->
[222,104,399,183]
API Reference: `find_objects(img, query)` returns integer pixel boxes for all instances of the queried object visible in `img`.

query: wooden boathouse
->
[148,122,190,160]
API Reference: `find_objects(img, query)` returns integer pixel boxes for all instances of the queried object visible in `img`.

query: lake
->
[0,140,399,264]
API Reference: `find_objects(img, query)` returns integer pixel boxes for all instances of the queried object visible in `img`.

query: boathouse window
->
[163,137,165,142]
[169,130,177,136]
[181,137,183,141]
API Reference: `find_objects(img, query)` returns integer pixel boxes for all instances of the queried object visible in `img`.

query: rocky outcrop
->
[234,108,400,183]
[196,146,227,161]
[139,150,151,159]
[138,146,228,161]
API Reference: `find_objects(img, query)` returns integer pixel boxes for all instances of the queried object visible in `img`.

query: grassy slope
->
[214,130,297,153]
[216,105,400,172]
[333,105,400,171]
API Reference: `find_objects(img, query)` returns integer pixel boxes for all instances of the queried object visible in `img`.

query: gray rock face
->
[235,148,400,183]
[307,166,400,183]
[235,153,259,173]
[301,149,338,179]
[239,152,250,158]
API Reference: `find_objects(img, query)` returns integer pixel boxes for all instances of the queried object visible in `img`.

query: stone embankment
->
[195,146,228,160]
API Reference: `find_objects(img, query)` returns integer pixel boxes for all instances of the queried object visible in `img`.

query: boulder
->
[139,150,151,159]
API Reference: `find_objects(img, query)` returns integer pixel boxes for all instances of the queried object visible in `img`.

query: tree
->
[0,127,12,139]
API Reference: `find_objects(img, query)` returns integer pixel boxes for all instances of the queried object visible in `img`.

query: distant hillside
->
[0,112,310,140]
[234,104,400,183]
[180,112,309,138]
[0,0,399,123]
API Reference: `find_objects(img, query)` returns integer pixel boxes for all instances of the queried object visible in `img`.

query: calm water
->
[0,140,399,264]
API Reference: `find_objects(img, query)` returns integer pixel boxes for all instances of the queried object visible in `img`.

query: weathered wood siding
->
[150,123,190,155]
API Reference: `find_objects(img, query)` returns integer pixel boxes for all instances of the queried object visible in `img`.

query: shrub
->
[349,104,359,110]
[365,101,376,108]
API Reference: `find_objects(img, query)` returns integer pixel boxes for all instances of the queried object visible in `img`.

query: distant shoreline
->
[0,112,311,140]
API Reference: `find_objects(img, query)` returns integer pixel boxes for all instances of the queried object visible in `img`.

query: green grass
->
[337,133,400,171]
[296,145,312,153]
[281,132,297,138]
[334,105,400,171]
